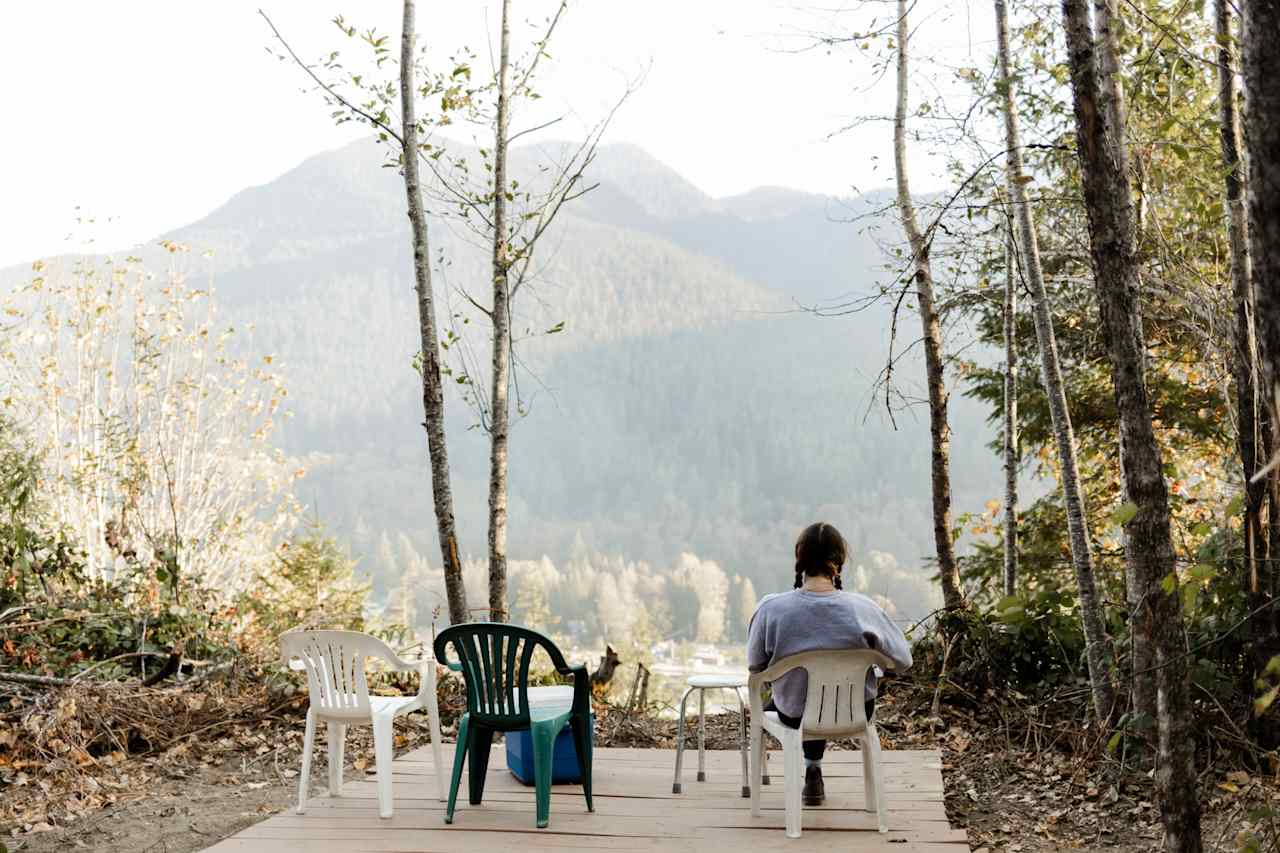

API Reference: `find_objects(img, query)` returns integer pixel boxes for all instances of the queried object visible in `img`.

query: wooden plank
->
[205,833,963,853]
[398,746,940,766]
[238,814,677,838]
[203,833,663,853]
[264,810,960,838]
[205,746,960,853]
[301,796,951,818]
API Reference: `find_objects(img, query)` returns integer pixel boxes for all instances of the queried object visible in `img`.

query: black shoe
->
[802,765,825,806]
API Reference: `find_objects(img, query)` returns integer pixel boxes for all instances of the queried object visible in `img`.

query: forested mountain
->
[5,140,1005,625]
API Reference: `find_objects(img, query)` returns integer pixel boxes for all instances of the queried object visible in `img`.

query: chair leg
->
[531,722,558,829]
[372,716,395,819]
[671,686,694,794]
[735,687,750,798]
[749,718,763,817]
[696,688,707,782]
[327,722,346,797]
[296,709,316,814]
[467,725,494,806]
[444,714,470,825]
[783,731,804,839]
[862,731,877,813]
[866,725,889,833]
[569,713,594,813]
[425,675,446,802]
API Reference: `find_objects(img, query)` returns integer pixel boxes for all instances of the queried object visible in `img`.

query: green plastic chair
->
[433,623,594,829]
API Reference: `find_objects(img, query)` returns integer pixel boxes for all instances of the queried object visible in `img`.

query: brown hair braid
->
[793,521,847,590]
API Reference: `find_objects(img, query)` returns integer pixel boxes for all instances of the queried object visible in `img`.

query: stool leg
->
[672,686,694,794]
[696,688,706,782]
[736,687,750,797]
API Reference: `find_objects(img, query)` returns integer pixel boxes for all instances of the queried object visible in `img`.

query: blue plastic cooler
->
[505,714,594,785]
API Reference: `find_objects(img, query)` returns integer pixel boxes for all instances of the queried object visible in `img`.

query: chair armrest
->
[432,634,465,673]
[564,664,591,716]
[747,671,768,724]
[389,653,426,672]
[411,657,439,704]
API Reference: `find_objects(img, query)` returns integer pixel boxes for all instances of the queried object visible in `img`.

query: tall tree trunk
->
[400,0,469,626]
[1095,0,1156,726]
[1217,0,1271,634]
[893,0,964,611]
[1242,0,1280,639]
[1002,223,1019,598]
[486,0,514,623]
[994,0,1119,723]
[1061,0,1202,847]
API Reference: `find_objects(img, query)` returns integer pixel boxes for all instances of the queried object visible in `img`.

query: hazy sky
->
[1,1,993,268]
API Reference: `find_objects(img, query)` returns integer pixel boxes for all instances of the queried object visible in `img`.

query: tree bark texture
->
[1002,223,1019,598]
[893,0,964,611]
[1061,0,1202,847]
[1242,0,1280,635]
[1217,0,1272,625]
[1243,0,1280,404]
[400,0,469,626]
[994,0,1118,724]
[487,0,514,623]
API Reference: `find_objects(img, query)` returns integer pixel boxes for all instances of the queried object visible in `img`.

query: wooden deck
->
[202,745,964,852]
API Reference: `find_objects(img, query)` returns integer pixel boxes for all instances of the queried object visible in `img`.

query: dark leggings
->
[764,697,875,762]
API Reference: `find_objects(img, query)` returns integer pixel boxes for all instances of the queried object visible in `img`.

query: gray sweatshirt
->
[746,589,913,718]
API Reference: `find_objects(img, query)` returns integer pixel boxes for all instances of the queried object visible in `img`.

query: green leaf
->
[1188,563,1217,582]
[1106,731,1123,754]
[1255,683,1280,716]
[996,604,1025,624]
[545,321,566,334]
[1160,572,1178,595]
[1191,522,1213,537]
[1181,582,1198,615]
[1109,502,1138,527]
[1226,494,1245,516]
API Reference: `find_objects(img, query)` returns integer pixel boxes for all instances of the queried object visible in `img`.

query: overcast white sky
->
[0,1,994,268]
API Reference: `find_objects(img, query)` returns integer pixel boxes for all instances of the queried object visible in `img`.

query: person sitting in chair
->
[746,521,913,806]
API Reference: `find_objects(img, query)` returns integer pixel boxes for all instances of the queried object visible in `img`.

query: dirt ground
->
[4,689,1277,852]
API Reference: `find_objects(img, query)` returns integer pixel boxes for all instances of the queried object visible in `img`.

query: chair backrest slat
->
[799,648,890,736]
[434,623,568,727]
[281,629,393,719]
[756,648,892,737]
[504,635,521,714]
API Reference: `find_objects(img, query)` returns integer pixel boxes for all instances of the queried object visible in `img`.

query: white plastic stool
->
[671,674,752,797]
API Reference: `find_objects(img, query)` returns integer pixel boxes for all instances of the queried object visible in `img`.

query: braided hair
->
[793,521,847,590]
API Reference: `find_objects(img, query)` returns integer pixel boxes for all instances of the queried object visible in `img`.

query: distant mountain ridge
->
[3,140,1003,620]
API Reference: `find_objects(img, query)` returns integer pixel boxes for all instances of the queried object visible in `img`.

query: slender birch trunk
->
[1216,0,1271,623]
[486,0,514,623]
[893,0,964,611]
[400,0,469,626]
[993,0,1118,725]
[1061,0,1202,845]
[1002,223,1019,598]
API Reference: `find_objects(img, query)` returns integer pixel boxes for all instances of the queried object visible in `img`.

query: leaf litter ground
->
[2,676,1275,852]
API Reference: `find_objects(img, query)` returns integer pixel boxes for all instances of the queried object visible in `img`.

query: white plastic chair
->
[281,629,446,819]
[748,649,893,838]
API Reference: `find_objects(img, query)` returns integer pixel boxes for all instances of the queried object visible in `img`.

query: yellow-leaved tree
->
[0,246,302,595]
